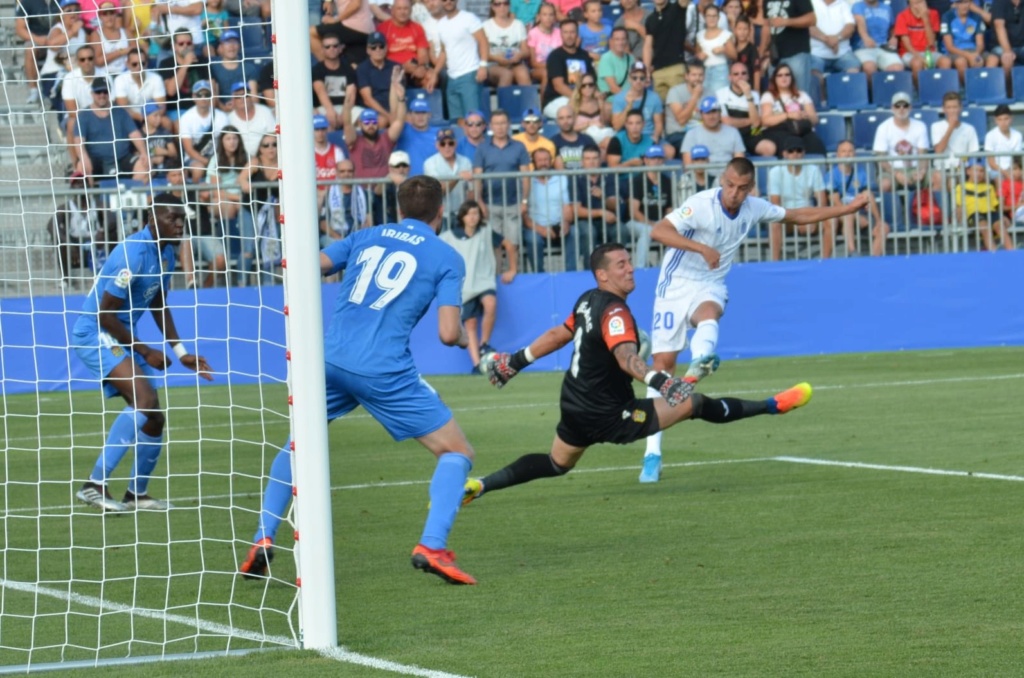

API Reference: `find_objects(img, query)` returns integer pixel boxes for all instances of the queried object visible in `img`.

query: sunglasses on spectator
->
[323,43,341,49]
[630,75,646,81]
[439,140,456,147]
[493,1,509,5]
[368,44,386,50]
[466,120,485,126]
[391,163,410,168]
[732,70,747,76]
[79,56,94,62]
[581,81,595,88]
[177,40,193,47]
[894,102,910,109]
[261,141,277,148]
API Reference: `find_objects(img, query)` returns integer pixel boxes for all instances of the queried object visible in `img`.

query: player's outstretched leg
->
[412,451,476,585]
[239,443,292,579]
[686,383,813,424]
[463,452,572,505]
[767,382,813,414]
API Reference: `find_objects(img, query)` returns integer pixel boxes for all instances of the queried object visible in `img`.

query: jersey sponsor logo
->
[631,409,646,423]
[114,268,132,289]
[680,205,694,218]
[608,315,626,336]
[110,344,125,358]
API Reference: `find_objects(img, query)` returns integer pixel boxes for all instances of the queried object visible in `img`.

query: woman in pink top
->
[551,0,582,21]
[526,2,561,91]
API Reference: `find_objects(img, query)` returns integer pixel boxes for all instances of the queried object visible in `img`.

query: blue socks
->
[254,443,294,543]
[128,429,163,496]
[90,407,142,484]
[420,452,473,550]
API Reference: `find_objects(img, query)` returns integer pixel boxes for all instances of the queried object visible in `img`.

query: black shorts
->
[556,398,660,448]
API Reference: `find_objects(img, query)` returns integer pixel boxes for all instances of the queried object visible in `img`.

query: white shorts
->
[650,280,727,355]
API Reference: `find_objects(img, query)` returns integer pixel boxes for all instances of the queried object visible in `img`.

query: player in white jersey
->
[639,157,869,482]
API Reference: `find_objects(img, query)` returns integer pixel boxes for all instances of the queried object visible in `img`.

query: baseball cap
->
[699,96,719,114]
[193,79,212,94]
[967,157,986,167]
[219,29,240,42]
[360,109,379,124]
[436,127,456,142]
[782,136,805,152]
[143,102,161,116]
[98,0,120,9]
[891,91,912,107]
[465,109,487,123]
[59,0,81,8]
[409,98,431,113]
[522,107,542,122]
[644,144,665,159]
[389,150,411,167]
[690,144,710,160]
[631,61,648,73]
[368,31,387,46]
[312,114,329,130]
[91,78,110,93]
[230,81,248,94]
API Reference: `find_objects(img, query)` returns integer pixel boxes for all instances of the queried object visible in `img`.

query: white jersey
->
[656,188,785,294]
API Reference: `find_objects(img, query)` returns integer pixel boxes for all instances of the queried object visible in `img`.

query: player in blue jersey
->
[240,175,480,585]
[72,194,214,512]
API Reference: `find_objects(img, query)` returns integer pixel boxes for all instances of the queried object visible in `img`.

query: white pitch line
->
[773,456,1024,482]
[0,579,473,678]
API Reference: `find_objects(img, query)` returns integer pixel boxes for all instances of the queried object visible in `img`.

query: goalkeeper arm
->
[487,324,573,388]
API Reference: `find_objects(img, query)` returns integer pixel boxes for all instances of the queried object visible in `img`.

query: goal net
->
[0,1,329,670]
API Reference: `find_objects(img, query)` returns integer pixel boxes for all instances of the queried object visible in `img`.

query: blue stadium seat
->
[497,85,541,123]
[910,108,939,129]
[1012,66,1024,99]
[825,72,869,110]
[542,121,560,138]
[918,69,958,107]
[886,0,907,13]
[853,111,891,150]
[603,3,623,22]
[478,87,493,121]
[960,106,987,142]
[871,71,914,108]
[406,88,446,126]
[964,67,1011,105]
[815,112,849,152]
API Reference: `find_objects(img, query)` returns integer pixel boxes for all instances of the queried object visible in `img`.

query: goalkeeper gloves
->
[486,348,533,389]
[644,371,694,407]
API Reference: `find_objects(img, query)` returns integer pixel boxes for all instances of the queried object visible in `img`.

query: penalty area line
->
[773,456,1024,482]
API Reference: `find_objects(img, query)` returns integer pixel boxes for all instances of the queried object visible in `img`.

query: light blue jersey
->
[322,218,465,377]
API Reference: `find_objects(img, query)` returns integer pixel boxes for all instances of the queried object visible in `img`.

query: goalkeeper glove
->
[645,371,694,407]
[486,348,533,389]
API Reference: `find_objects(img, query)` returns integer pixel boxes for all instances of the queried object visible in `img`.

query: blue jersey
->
[74,228,175,338]
[322,218,465,377]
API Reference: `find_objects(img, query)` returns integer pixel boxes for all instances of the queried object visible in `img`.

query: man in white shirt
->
[160,0,206,48]
[228,81,276,157]
[639,157,869,482]
[872,91,930,193]
[809,0,862,74]
[423,127,474,220]
[930,90,978,188]
[434,0,488,122]
[984,104,1023,181]
[179,79,228,180]
[768,136,831,260]
[63,44,99,143]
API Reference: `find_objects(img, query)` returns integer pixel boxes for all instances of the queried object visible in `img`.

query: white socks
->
[690,319,719,361]
[644,386,662,455]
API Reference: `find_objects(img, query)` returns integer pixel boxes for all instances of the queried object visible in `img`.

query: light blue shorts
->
[324,362,452,441]
[73,330,157,398]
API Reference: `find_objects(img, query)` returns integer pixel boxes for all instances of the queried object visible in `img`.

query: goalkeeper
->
[72,194,213,512]
[464,242,812,501]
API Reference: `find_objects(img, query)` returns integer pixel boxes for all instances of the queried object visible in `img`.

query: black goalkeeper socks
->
[481,453,570,494]
[691,394,769,424]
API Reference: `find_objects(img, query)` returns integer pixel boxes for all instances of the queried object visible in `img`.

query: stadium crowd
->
[14,0,1022,288]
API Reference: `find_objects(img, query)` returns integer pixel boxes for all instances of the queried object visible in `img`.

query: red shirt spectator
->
[894,3,940,56]
[377,17,429,65]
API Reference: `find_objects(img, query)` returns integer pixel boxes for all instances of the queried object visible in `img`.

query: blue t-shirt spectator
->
[828,163,873,202]
[474,137,531,205]
[210,60,256,105]
[579,21,613,57]
[607,130,654,164]
[851,0,895,50]
[397,125,437,176]
[356,58,400,112]
[610,88,664,137]
[941,11,985,53]
[75,108,138,165]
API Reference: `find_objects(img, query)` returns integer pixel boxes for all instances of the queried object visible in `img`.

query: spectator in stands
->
[992,0,1024,82]
[357,32,402,128]
[570,72,615,145]
[49,174,101,288]
[425,127,475,221]
[999,156,1024,227]
[615,0,650,61]
[758,63,825,157]
[931,91,979,189]
[158,0,206,51]
[64,45,101,142]
[955,159,1014,250]
[664,61,704,152]
[942,0,999,85]
[440,200,516,374]
[344,79,407,179]
[851,0,903,81]
[552,0,583,22]
[828,139,889,256]
[643,0,688,101]
[379,0,434,90]
[15,0,58,105]
[209,30,257,111]
[573,143,618,245]
[373,150,412,224]
[684,0,729,58]
[257,59,275,109]
[179,80,227,181]
[607,108,654,167]
[763,0,816,95]
[873,91,930,194]
[312,34,359,130]
[809,0,861,78]
[238,132,281,282]
[526,2,562,93]
[513,108,558,168]
[473,109,530,263]
[203,0,231,44]
[985,105,1022,181]
[725,15,761,92]
[512,0,541,25]
[436,0,489,123]
[551,105,597,169]
[38,1,88,111]
[610,62,666,147]
[313,114,347,238]
[694,4,731,94]
[321,159,370,244]
[311,0,374,65]
[621,144,670,268]
[166,161,227,290]
[542,20,597,118]
[597,27,635,96]
[228,82,275,157]
[457,110,488,159]
[157,28,211,126]
[894,0,948,88]
[113,49,167,126]
[396,97,437,175]
[73,78,150,183]
[768,136,832,260]
[141,102,177,178]
[483,0,532,87]
[579,0,613,58]
[88,1,133,77]
[202,125,245,240]
[420,0,446,69]
[677,142,713,200]
[523,147,578,272]
[680,96,745,168]
[717,61,775,157]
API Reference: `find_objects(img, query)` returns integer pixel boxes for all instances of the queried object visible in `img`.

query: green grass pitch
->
[1,347,1023,677]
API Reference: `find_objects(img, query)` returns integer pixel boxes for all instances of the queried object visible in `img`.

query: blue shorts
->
[72,330,157,398]
[324,362,452,441]
[461,290,495,322]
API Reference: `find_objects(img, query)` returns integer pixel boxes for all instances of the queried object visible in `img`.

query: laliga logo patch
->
[608,316,626,336]
[632,409,646,423]
[114,269,132,289]
[681,205,694,218]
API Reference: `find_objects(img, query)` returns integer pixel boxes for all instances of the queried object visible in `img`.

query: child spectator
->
[941,0,998,86]
[984,104,1022,182]
[955,159,1014,250]
[526,3,562,92]
[439,200,517,374]
[579,0,612,58]
[725,16,760,92]
[141,102,178,178]
[999,156,1024,225]
[828,139,890,256]
[894,0,949,88]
